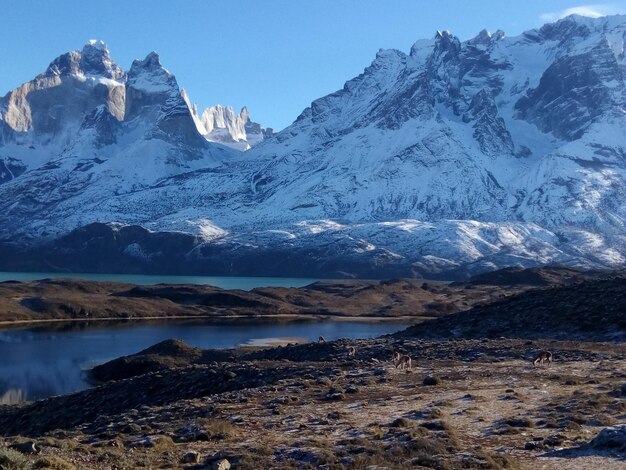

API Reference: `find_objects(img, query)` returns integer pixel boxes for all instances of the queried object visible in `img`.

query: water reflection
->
[0,319,410,404]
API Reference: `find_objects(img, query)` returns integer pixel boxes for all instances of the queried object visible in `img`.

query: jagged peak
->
[433,29,461,51]
[145,52,162,66]
[375,48,405,59]
[127,51,176,94]
[409,38,435,59]
[434,30,455,40]
[84,39,107,51]
[44,51,82,77]
[130,51,164,71]
[80,39,123,79]
[470,29,493,45]
[42,40,123,80]
[370,48,407,71]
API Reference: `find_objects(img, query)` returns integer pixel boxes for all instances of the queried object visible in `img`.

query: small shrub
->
[33,456,76,470]
[421,420,451,431]
[495,425,521,435]
[197,419,237,440]
[502,417,534,428]
[0,447,32,470]
[389,417,411,428]
[428,408,443,419]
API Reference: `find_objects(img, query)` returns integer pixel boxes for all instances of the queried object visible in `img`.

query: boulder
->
[212,458,231,470]
[589,424,626,449]
[181,450,201,464]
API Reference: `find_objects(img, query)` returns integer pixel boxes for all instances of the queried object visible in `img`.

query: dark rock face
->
[125,52,206,151]
[463,89,513,156]
[44,51,83,77]
[80,106,120,147]
[79,40,124,79]
[516,42,621,140]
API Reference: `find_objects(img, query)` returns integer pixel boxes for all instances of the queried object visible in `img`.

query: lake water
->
[0,319,411,404]
[0,272,319,290]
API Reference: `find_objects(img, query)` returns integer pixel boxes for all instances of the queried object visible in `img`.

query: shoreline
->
[0,313,425,329]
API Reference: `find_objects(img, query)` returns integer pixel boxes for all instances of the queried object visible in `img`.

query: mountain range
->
[1,15,626,279]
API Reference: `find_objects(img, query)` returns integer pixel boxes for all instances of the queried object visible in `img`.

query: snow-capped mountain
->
[2,15,626,278]
[182,90,274,151]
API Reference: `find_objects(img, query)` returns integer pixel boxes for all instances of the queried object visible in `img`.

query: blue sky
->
[1,1,625,130]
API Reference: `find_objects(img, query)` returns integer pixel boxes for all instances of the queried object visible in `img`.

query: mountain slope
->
[2,16,626,278]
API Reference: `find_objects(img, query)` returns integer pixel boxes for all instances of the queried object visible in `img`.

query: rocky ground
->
[1,267,625,469]
[0,337,625,469]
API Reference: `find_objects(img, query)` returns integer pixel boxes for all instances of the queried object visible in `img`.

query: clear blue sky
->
[1,1,625,130]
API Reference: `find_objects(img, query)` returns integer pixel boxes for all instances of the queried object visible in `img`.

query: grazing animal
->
[532,350,552,367]
[318,336,326,343]
[395,354,412,370]
[347,346,356,357]
[392,351,401,363]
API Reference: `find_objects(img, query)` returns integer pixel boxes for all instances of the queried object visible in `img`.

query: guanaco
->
[392,351,401,363]
[318,336,326,343]
[532,350,552,367]
[347,346,356,357]
[395,354,412,370]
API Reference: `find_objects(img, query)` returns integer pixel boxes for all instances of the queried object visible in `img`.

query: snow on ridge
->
[3,16,626,274]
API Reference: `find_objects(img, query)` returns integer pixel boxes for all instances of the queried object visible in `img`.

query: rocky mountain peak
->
[431,29,461,61]
[43,40,123,80]
[44,51,82,77]
[127,52,173,92]
[80,40,124,79]
[183,98,271,151]
[470,29,495,46]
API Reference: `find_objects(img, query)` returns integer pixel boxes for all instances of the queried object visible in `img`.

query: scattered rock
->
[324,392,344,401]
[181,450,201,464]
[212,458,231,470]
[122,423,142,434]
[423,376,440,386]
[390,417,411,428]
[327,411,342,420]
[174,424,209,442]
[524,441,543,450]
[126,435,173,448]
[544,434,566,447]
